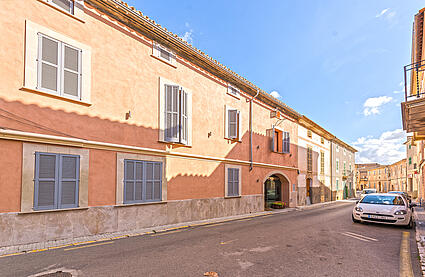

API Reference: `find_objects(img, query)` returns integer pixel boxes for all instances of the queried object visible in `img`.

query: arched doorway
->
[264,174,290,209]
[306,178,312,205]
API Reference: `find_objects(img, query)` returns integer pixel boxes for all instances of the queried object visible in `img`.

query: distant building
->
[355,163,380,191]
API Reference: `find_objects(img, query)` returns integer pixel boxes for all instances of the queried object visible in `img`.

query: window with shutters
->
[164,84,189,144]
[225,165,241,197]
[225,106,241,141]
[268,128,290,153]
[37,33,82,100]
[321,137,324,144]
[307,146,313,173]
[34,152,80,210]
[153,42,176,66]
[307,130,312,138]
[336,159,339,172]
[320,151,325,175]
[123,160,162,204]
[47,0,74,14]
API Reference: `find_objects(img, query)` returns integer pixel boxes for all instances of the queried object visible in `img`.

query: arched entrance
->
[306,178,312,205]
[264,174,290,209]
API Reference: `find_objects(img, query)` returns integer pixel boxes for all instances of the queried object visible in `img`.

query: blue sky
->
[125,0,424,164]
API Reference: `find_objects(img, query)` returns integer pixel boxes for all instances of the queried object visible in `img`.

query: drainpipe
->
[249,89,260,171]
[330,139,333,201]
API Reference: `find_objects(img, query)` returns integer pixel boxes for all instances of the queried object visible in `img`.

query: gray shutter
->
[228,168,234,196]
[145,162,154,201]
[59,155,79,208]
[135,162,143,201]
[270,128,276,152]
[153,162,162,200]
[124,160,135,203]
[233,169,239,196]
[39,35,59,92]
[283,131,290,153]
[63,44,81,98]
[180,90,188,144]
[52,0,74,13]
[228,110,238,139]
[165,85,180,142]
[34,153,57,210]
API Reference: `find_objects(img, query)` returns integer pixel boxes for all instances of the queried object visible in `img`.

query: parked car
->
[352,193,416,228]
[360,188,377,199]
[388,191,411,203]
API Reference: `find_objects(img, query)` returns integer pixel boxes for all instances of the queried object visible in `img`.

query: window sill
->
[37,0,85,23]
[114,201,167,207]
[158,140,192,148]
[18,206,88,215]
[20,87,92,106]
[225,195,241,199]
[150,55,177,68]
[225,137,242,143]
[226,92,241,100]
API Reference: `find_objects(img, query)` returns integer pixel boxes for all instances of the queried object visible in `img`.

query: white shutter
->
[38,35,60,93]
[228,110,238,139]
[180,89,188,144]
[62,44,81,98]
[165,84,180,142]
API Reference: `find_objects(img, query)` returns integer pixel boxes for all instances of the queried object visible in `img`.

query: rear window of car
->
[363,190,376,194]
[360,195,405,205]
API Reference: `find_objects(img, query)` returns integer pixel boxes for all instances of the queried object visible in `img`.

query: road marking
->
[0,252,25,258]
[236,218,252,222]
[341,232,371,242]
[64,241,114,251]
[27,248,48,253]
[344,231,378,242]
[203,223,226,228]
[400,232,414,277]
[220,239,238,245]
[150,230,183,236]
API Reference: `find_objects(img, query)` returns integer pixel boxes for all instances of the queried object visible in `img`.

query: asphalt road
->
[0,202,421,277]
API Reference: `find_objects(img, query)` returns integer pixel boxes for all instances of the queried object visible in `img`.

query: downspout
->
[330,139,333,201]
[249,89,260,171]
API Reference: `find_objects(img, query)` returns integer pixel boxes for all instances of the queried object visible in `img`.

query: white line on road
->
[341,233,370,242]
[344,231,378,242]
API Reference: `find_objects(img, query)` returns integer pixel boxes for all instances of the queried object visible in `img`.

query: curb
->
[0,201,347,258]
[414,210,425,276]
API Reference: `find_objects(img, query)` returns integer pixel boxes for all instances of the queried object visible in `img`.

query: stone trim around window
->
[21,143,89,212]
[224,164,242,197]
[116,152,167,205]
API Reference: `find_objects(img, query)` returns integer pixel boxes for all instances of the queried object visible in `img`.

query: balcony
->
[401,59,425,137]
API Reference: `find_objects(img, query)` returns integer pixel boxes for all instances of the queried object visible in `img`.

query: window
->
[153,42,176,66]
[227,168,240,197]
[307,130,312,138]
[123,160,162,203]
[336,145,339,152]
[409,157,412,165]
[414,163,417,169]
[47,0,74,14]
[37,34,82,99]
[269,128,290,153]
[164,84,188,144]
[307,146,313,172]
[409,144,411,149]
[320,151,325,175]
[321,137,324,144]
[34,152,79,210]
[336,159,339,172]
[336,179,339,190]
[227,85,240,98]
[225,105,242,141]
[343,161,346,175]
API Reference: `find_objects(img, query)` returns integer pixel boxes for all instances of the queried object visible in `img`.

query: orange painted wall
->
[88,149,116,206]
[0,140,22,212]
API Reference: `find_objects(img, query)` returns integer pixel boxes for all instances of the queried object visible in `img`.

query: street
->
[0,202,420,277]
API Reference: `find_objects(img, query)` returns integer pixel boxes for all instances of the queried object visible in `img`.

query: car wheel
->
[352,214,359,223]
[406,217,414,229]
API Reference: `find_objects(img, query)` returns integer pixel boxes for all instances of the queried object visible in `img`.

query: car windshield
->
[388,191,403,194]
[361,195,405,206]
[363,190,375,194]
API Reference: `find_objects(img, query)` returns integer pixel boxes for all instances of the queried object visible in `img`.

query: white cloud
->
[352,129,406,164]
[376,8,389,18]
[180,22,194,44]
[393,81,404,93]
[363,96,393,116]
[270,90,281,98]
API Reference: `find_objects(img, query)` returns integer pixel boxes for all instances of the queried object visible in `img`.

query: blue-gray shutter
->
[153,162,162,200]
[227,168,234,196]
[135,162,143,201]
[233,168,239,196]
[145,162,154,201]
[34,153,57,210]
[228,110,238,139]
[283,131,290,153]
[124,160,162,203]
[165,85,180,142]
[124,160,135,203]
[58,155,79,208]
[180,90,188,144]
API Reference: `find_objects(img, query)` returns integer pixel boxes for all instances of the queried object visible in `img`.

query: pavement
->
[0,201,421,277]
[414,206,425,276]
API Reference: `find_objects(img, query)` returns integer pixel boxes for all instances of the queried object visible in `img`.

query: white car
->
[360,188,377,199]
[352,193,415,228]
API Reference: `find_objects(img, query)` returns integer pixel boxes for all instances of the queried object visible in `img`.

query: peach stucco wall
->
[0,1,299,210]
[0,140,22,212]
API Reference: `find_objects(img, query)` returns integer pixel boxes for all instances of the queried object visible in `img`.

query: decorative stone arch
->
[263,170,291,209]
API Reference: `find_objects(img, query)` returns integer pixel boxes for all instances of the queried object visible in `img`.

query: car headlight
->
[394,210,407,215]
[355,206,363,212]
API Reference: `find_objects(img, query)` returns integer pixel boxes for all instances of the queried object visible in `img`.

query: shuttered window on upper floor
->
[164,84,188,144]
[37,33,82,100]
[267,128,290,154]
[225,105,242,141]
[307,147,313,172]
[153,42,176,66]
[48,0,74,14]
[34,152,80,210]
[124,160,162,204]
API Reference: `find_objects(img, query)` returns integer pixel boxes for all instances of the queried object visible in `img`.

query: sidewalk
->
[414,207,425,276]
[0,200,352,257]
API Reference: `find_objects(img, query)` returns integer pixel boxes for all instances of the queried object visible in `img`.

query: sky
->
[125,0,424,165]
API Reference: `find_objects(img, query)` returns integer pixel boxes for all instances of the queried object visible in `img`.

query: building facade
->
[331,141,356,200]
[0,0,356,248]
[355,163,380,191]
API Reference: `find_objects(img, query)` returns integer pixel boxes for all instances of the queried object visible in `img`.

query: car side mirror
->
[355,200,359,204]
[410,203,417,208]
